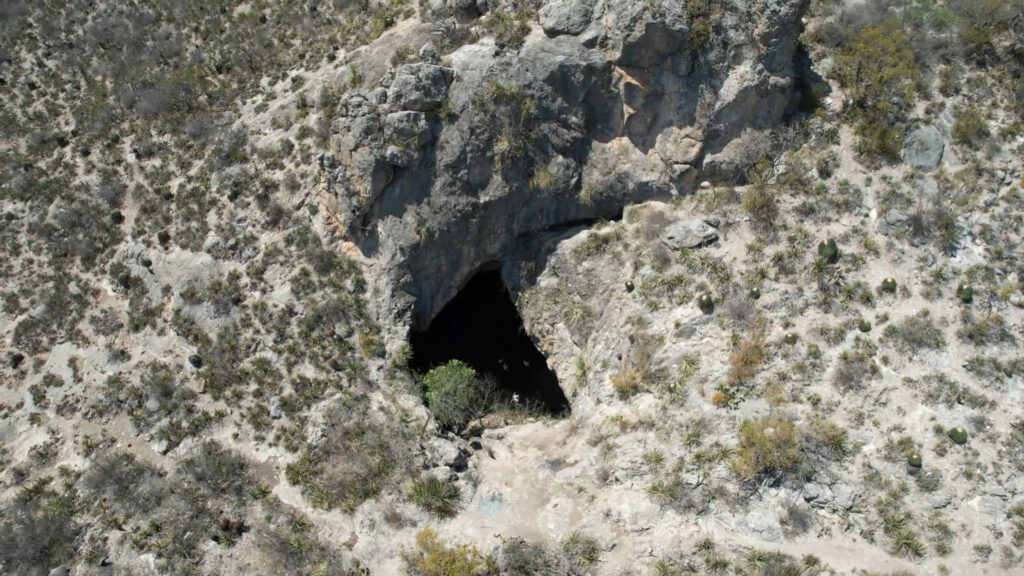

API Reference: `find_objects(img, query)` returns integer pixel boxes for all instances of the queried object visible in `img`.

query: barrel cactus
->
[748,287,761,300]
[783,332,799,345]
[858,319,872,333]
[880,277,897,294]
[697,293,714,314]
[906,452,922,468]
[948,427,968,445]
[956,283,974,304]
[817,239,839,264]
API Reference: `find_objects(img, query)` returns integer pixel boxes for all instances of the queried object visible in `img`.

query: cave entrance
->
[410,267,570,416]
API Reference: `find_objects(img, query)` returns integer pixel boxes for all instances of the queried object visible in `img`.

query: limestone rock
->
[320,0,812,332]
[903,124,945,170]
[540,0,598,37]
[388,63,455,112]
[659,218,720,249]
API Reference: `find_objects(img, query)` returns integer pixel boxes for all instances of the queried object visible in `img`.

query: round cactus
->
[956,283,974,304]
[697,293,715,314]
[948,427,968,445]
[748,287,761,300]
[906,452,922,468]
[858,319,872,333]
[880,278,897,294]
[783,332,799,345]
[625,280,635,293]
[818,239,839,264]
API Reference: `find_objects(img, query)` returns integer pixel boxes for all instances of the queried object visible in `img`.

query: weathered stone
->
[320,0,812,333]
[383,111,432,148]
[659,218,719,249]
[879,208,910,235]
[903,124,945,170]
[388,63,455,111]
[539,0,598,37]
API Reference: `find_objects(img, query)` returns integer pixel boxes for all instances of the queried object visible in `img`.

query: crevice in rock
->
[409,266,570,416]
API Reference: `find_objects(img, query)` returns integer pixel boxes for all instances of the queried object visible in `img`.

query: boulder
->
[659,218,720,249]
[540,0,598,37]
[903,124,945,170]
[388,63,455,112]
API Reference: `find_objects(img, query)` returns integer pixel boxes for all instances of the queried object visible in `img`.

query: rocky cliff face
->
[323,0,810,332]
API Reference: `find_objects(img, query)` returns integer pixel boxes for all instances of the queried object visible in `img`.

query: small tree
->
[834,18,921,161]
[423,360,501,432]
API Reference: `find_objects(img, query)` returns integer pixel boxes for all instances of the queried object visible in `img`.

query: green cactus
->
[783,332,799,345]
[858,319,872,333]
[956,283,974,304]
[880,277,897,294]
[906,452,922,468]
[817,239,839,264]
[697,293,714,314]
[748,287,761,300]
[948,427,968,445]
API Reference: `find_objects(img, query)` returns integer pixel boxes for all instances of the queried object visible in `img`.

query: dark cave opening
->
[410,267,570,416]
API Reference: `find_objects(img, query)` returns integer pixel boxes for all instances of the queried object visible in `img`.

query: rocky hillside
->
[1,1,1023,575]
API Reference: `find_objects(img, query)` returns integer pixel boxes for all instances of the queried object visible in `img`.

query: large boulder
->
[659,217,720,249]
[388,63,455,111]
[903,124,945,171]
[539,0,598,37]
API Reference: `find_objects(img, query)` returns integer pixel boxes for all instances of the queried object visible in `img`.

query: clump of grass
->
[958,311,1014,345]
[883,309,946,352]
[498,537,566,575]
[403,527,497,576]
[482,6,532,49]
[285,398,413,512]
[726,320,767,385]
[561,532,601,570]
[408,476,462,519]
[0,472,81,576]
[952,106,990,148]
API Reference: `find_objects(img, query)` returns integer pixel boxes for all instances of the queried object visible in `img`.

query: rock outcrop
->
[322,0,811,333]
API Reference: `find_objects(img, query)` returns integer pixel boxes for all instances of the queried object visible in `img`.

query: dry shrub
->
[731,417,803,483]
[727,320,767,385]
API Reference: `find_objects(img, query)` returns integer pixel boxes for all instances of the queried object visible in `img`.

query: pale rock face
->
[659,217,720,250]
[323,0,813,336]
[902,123,946,170]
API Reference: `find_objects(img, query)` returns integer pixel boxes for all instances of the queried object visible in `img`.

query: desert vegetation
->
[2,0,1023,574]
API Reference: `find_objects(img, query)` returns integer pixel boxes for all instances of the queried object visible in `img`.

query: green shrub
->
[834,18,920,161]
[958,311,1014,345]
[561,532,601,570]
[403,527,497,576]
[0,474,81,576]
[285,399,413,511]
[883,309,947,352]
[482,7,532,49]
[731,417,803,483]
[423,360,502,432]
[408,476,462,519]
[741,185,778,234]
[498,537,565,576]
[952,107,990,148]
[685,0,715,50]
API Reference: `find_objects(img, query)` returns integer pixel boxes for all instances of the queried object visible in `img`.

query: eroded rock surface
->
[324,0,812,333]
